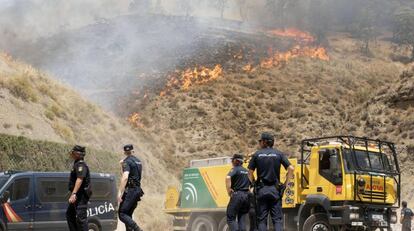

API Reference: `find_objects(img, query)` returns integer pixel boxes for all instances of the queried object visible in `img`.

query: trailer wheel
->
[217,215,251,231]
[218,217,229,231]
[303,213,331,231]
[190,215,218,231]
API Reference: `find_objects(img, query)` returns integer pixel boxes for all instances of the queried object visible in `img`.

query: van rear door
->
[33,175,69,231]
[3,174,34,231]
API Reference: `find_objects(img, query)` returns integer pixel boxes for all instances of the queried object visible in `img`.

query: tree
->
[307,0,331,45]
[179,0,193,18]
[214,0,228,19]
[236,0,248,22]
[353,4,378,56]
[129,0,151,13]
[393,7,414,61]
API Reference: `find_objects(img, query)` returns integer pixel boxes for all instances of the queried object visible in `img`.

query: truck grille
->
[360,190,387,201]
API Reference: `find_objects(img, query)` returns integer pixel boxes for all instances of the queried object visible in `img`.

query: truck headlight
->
[350,213,360,220]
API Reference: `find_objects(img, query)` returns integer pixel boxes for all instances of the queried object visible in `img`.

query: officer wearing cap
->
[401,201,414,231]
[226,154,251,231]
[66,145,91,231]
[118,144,144,231]
[248,133,294,231]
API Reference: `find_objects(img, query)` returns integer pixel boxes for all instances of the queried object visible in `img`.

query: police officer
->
[66,145,91,231]
[248,133,294,231]
[226,154,251,231]
[401,201,414,231]
[118,144,144,231]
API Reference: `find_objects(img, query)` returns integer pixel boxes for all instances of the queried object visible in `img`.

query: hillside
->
[0,54,175,230]
[135,37,402,162]
[133,36,414,201]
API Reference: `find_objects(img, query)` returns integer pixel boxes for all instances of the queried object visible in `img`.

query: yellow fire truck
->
[165,136,401,231]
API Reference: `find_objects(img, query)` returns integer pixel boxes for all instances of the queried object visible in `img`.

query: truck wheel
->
[88,222,100,231]
[303,213,331,231]
[190,215,218,231]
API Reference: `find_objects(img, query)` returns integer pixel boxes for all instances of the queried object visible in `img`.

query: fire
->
[128,112,144,128]
[258,46,329,69]
[267,28,315,43]
[242,64,255,72]
[160,64,223,96]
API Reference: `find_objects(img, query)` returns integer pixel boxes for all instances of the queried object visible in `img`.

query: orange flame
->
[242,64,255,72]
[259,46,329,69]
[128,112,144,128]
[267,28,315,43]
[160,64,223,96]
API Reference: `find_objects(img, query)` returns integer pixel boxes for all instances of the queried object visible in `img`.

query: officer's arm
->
[247,154,256,184]
[285,165,295,186]
[71,177,83,195]
[226,176,232,196]
[119,171,129,196]
[248,170,255,183]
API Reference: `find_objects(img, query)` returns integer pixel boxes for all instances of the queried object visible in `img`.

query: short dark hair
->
[264,139,274,147]
[403,201,408,207]
[259,132,274,147]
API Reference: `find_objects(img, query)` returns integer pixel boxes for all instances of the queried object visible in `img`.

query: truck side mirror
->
[0,191,10,204]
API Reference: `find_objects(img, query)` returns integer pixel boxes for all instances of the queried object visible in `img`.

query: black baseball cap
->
[71,145,86,156]
[231,154,244,162]
[124,144,134,152]
[259,132,274,141]
[72,145,85,153]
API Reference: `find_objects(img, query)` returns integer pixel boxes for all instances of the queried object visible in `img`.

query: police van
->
[0,171,118,231]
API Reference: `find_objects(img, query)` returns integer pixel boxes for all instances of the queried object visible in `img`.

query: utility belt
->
[126,180,140,188]
[233,189,249,193]
[255,179,278,188]
[254,178,286,198]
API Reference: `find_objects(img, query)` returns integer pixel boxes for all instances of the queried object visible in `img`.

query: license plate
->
[372,214,383,220]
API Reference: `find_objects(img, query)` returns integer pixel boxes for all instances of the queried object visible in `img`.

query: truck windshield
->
[343,148,393,172]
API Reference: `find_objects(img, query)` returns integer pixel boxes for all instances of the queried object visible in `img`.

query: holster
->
[84,185,93,199]
[127,180,139,188]
[277,183,286,198]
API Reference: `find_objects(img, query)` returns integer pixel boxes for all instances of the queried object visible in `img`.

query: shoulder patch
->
[78,166,83,172]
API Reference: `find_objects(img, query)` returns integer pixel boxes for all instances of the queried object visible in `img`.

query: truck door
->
[4,175,34,231]
[33,176,69,231]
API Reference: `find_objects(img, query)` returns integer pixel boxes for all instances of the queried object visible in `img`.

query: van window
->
[91,179,112,201]
[7,178,30,201]
[37,178,70,203]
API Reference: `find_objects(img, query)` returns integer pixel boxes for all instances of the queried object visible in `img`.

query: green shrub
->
[0,133,118,174]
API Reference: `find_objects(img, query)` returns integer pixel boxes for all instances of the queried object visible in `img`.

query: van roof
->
[0,171,115,179]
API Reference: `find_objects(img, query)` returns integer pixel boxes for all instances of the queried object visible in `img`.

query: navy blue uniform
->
[248,148,291,231]
[119,155,143,231]
[402,207,414,231]
[227,165,251,231]
[66,159,90,231]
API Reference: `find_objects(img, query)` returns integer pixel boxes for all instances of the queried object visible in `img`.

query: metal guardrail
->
[190,157,232,167]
